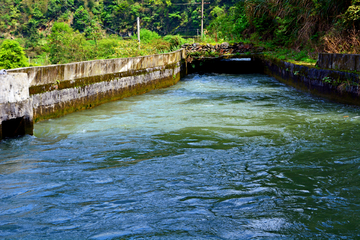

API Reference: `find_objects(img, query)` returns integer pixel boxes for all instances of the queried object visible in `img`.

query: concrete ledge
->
[0,100,34,138]
[8,50,185,87]
[0,73,29,103]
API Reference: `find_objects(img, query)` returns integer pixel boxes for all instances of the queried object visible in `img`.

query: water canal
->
[1,73,360,239]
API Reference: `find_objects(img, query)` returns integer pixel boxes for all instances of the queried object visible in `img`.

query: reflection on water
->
[1,73,360,239]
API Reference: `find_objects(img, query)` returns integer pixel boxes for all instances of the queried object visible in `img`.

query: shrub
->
[163,35,186,49]
[133,29,161,44]
[96,37,121,59]
[0,40,28,69]
[148,39,171,52]
[48,22,90,64]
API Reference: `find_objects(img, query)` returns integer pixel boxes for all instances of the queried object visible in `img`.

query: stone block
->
[332,54,342,70]
[317,53,333,69]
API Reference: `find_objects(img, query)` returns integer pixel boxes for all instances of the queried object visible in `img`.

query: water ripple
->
[1,73,360,239]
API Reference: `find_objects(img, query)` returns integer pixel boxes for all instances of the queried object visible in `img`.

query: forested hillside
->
[0,0,235,39]
[208,0,360,54]
[1,0,360,68]
[0,0,235,67]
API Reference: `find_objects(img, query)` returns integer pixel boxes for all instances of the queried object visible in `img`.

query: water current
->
[1,73,360,239]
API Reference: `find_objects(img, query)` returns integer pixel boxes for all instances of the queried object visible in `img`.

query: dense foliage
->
[0,0,235,39]
[207,0,360,54]
[0,0,236,67]
[2,0,360,68]
[0,40,28,69]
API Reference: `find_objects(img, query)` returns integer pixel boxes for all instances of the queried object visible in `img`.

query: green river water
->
[1,73,360,239]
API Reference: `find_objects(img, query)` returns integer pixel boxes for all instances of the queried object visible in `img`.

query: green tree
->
[48,22,90,64]
[342,0,360,27]
[22,18,41,49]
[0,40,28,69]
[46,0,66,19]
[73,6,91,32]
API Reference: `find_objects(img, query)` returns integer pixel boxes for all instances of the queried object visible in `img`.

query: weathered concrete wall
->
[262,57,360,106]
[9,50,186,86]
[7,50,185,123]
[0,73,33,139]
[317,53,360,72]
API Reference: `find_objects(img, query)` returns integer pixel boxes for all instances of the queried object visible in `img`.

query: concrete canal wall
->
[188,54,360,106]
[262,57,360,106]
[0,49,185,140]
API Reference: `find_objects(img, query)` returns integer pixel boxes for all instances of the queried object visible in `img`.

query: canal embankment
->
[0,49,185,139]
[2,46,360,140]
[262,55,360,106]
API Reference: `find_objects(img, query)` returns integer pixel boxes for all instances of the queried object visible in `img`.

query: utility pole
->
[171,1,209,38]
[137,17,140,50]
[201,0,204,39]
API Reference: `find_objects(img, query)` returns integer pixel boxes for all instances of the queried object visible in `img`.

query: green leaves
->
[48,22,89,64]
[73,6,91,32]
[208,3,249,41]
[163,35,186,49]
[133,29,161,44]
[210,6,225,18]
[342,1,360,25]
[0,40,28,69]
[169,12,182,20]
